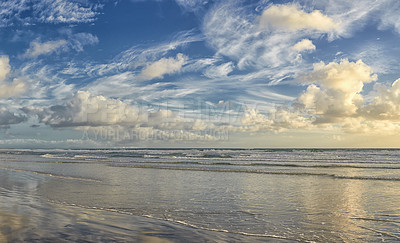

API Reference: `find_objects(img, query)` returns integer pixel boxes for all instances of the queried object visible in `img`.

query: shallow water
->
[1,148,400,242]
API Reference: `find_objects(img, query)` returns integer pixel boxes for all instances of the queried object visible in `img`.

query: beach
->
[0,149,399,242]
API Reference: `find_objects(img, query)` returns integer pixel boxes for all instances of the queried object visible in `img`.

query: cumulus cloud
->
[235,59,400,134]
[24,91,213,130]
[24,91,143,127]
[0,56,27,98]
[298,59,376,123]
[260,4,338,32]
[21,91,232,142]
[24,40,68,58]
[360,79,400,121]
[240,108,311,132]
[293,39,316,52]
[302,59,377,93]
[137,53,187,81]
[0,107,27,127]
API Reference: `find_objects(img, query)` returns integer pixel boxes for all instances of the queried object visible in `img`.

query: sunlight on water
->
[1,148,400,242]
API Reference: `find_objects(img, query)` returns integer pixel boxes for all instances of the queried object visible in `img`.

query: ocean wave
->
[106,164,400,181]
[40,154,74,160]
[109,160,400,169]
[0,167,101,182]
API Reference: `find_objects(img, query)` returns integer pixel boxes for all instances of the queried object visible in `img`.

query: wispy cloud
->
[0,0,101,27]
[24,40,68,58]
[34,0,101,24]
[23,33,98,58]
[175,0,209,12]
[203,62,234,79]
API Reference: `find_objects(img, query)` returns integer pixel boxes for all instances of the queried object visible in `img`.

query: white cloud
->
[34,0,100,24]
[260,4,338,32]
[235,59,400,135]
[298,59,377,123]
[0,56,27,99]
[24,40,68,58]
[23,91,226,142]
[203,62,234,78]
[137,53,187,81]
[378,1,400,33]
[203,2,303,70]
[68,32,99,52]
[79,30,201,78]
[24,91,210,129]
[300,0,400,37]
[293,39,316,52]
[360,79,400,121]
[24,33,98,58]
[0,0,100,27]
[240,108,311,132]
[0,56,11,81]
[175,0,208,12]
[302,59,377,93]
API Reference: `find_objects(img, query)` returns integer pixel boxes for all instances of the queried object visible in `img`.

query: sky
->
[1,0,400,148]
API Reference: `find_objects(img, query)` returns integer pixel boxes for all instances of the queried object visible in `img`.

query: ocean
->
[0,148,399,242]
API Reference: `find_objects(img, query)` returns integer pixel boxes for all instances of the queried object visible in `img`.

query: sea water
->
[0,148,399,242]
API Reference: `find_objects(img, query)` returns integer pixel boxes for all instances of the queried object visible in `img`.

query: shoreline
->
[0,168,292,243]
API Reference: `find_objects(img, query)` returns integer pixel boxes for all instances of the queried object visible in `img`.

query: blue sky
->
[2,0,400,148]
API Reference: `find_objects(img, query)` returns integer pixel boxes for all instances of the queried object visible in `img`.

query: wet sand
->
[0,168,291,242]
[0,200,291,243]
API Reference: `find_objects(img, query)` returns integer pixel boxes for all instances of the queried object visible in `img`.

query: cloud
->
[0,107,27,127]
[34,0,100,24]
[302,59,377,93]
[0,56,11,81]
[68,32,99,52]
[293,39,316,52]
[378,1,400,33]
[24,91,143,127]
[24,33,98,58]
[77,30,201,78]
[137,53,187,81]
[24,91,210,129]
[0,0,100,27]
[175,0,209,12]
[203,62,234,78]
[260,4,338,32]
[298,59,377,123]
[300,0,400,37]
[0,56,27,98]
[203,2,303,70]
[23,91,226,142]
[240,108,311,132]
[236,59,400,134]
[360,79,400,121]
[24,40,68,58]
